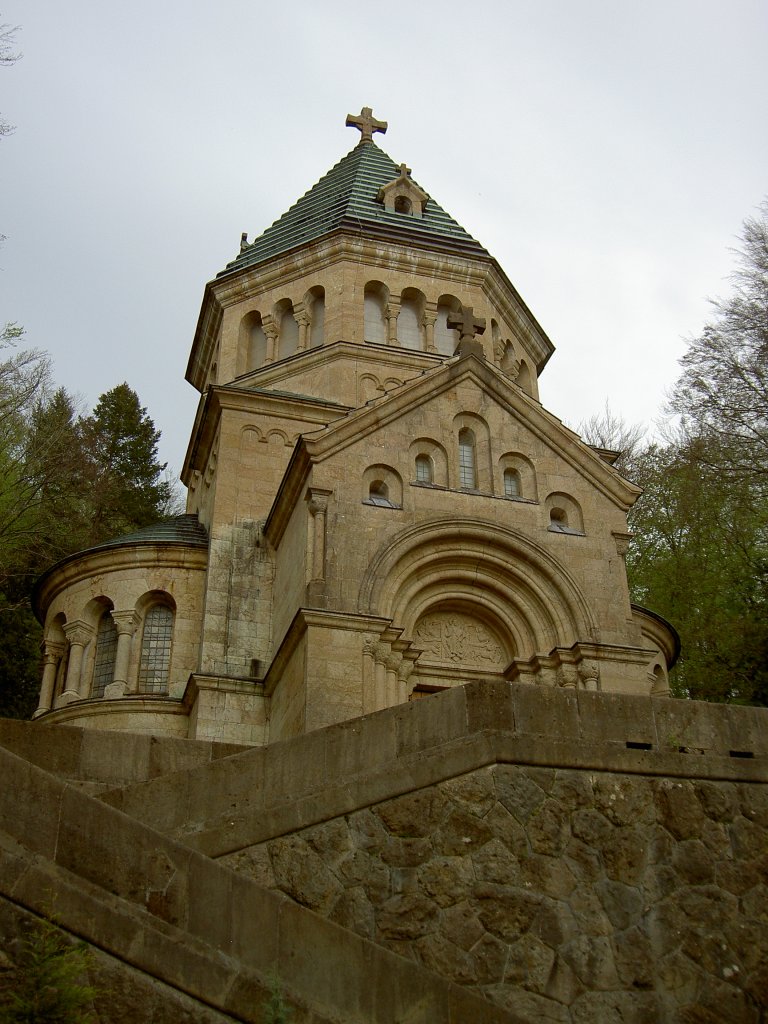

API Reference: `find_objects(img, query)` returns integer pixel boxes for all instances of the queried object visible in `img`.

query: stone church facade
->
[31,108,677,742]
[4,110,765,1024]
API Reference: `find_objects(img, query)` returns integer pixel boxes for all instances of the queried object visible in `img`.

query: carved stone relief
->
[414,611,506,668]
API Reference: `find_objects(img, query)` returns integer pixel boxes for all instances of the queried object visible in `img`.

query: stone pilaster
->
[307,488,333,582]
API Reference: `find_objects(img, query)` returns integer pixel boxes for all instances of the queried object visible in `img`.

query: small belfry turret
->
[32,109,679,742]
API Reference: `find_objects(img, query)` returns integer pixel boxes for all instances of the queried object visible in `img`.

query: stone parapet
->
[0,717,249,791]
[102,681,767,854]
[0,742,515,1024]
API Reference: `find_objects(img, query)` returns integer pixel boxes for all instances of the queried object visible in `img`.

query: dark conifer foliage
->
[0,358,176,718]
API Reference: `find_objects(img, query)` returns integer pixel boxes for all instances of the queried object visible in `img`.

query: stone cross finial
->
[346,106,387,143]
[397,163,411,179]
[447,306,486,341]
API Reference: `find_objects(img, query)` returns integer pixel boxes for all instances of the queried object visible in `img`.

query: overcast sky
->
[2,1,766,476]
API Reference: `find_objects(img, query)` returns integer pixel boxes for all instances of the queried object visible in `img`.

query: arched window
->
[517,360,533,396]
[435,297,461,356]
[367,480,396,507]
[549,507,569,532]
[277,302,299,360]
[458,429,477,489]
[237,311,267,374]
[91,612,117,698]
[504,468,521,497]
[415,454,433,484]
[309,289,325,348]
[364,283,388,344]
[137,605,174,694]
[397,292,423,350]
[395,196,412,214]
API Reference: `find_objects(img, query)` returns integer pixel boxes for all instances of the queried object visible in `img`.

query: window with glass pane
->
[92,612,117,698]
[504,468,521,497]
[415,454,433,484]
[458,429,476,488]
[138,605,173,694]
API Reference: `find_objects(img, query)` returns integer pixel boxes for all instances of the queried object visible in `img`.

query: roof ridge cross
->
[346,106,387,143]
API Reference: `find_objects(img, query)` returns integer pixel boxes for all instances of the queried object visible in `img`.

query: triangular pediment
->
[266,353,641,542]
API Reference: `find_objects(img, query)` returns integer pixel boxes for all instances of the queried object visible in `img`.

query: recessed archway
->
[359,518,595,659]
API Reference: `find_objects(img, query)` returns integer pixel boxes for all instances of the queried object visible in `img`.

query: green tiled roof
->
[219,141,489,277]
[32,515,209,620]
[81,514,209,552]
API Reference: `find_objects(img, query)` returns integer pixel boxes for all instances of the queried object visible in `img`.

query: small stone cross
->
[397,162,411,179]
[346,106,387,143]
[447,306,486,341]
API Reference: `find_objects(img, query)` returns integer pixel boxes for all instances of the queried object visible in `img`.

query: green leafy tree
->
[0,329,56,588]
[670,200,768,492]
[579,207,768,706]
[627,435,767,704]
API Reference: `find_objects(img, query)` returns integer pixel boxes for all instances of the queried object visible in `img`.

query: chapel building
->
[31,109,678,744]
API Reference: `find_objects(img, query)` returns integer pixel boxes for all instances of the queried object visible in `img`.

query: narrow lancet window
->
[415,454,433,484]
[91,612,117,698]
[504,468,521,497]
[138,605,174,694]
[459,429,477,489]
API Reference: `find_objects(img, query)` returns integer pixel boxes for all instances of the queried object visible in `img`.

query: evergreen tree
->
[79,383,172,542]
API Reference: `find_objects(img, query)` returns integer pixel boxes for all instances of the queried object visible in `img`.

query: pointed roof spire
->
[345,105,387,143]
[221,124,489,277]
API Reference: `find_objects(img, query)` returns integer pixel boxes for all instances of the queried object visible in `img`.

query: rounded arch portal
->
[358,518,595,661]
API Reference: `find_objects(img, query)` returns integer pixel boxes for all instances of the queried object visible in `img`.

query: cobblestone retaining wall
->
[223,764,768,1023]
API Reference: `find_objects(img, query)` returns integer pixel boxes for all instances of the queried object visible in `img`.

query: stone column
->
[578,660,601,692]
[263,320,279,364]
[105,610,140,698]
[373,643,389,711]
[61,620,95,703]
[294,308,311,351]
[34,640,65,717]
[385,652,401,705]
[384,302,400,346]
[362,636,377,714]
[398,658,415,703]
[423,308,438,353]
[307,488,333,582]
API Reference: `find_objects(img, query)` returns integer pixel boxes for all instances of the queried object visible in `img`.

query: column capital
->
[63,619,94,648]
[384,652,402,674]
[306,487,333,516]
[111,609,141,635]
[41,640,66,663]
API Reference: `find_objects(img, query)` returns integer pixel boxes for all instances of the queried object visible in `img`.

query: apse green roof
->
[219,141,489,277]
[32,515,209,621]
[79,514,209,552]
